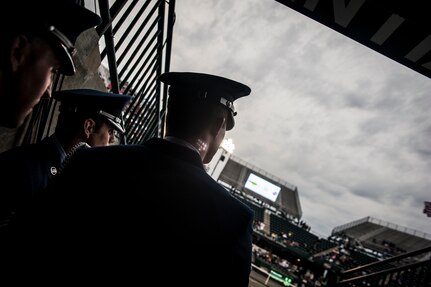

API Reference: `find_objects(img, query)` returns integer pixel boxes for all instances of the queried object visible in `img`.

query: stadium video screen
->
[244,173,281,202]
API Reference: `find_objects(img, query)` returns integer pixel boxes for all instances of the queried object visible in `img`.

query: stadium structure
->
[207,143,431,286]
[331,216,431,259]
[208,141,302,220]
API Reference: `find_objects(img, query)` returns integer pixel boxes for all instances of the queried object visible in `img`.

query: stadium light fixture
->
[221,138,235,154]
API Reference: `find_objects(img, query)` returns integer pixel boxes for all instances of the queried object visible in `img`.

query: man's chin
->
[0,113,26,129]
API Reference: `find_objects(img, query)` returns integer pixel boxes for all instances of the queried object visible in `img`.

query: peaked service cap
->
[159,72,251,130]
[3,0,102,75]
[53,89,132,133]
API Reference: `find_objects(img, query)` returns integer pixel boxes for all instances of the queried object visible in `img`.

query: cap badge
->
[50,166,58,176]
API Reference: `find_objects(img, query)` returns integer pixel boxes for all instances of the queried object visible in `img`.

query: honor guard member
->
[0,0,102,128]
[31,72,254,286]
[0,89,131,230]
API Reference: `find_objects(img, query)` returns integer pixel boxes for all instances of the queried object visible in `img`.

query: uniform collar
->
[164,136,200,156]
[145,138,205,171]
[50,134,67,163]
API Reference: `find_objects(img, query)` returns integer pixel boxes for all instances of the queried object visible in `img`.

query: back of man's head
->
[166,91,228,138]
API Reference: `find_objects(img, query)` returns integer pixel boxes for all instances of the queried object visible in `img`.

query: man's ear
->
[83,118,96,138]
[210,116,226,137]
[10,35,30,72]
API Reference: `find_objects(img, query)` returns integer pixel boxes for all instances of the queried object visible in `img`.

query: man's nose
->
[42,84,53,99]
[109,135,116,144]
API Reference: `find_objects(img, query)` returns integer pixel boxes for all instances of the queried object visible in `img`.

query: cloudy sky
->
[169,0,431,238]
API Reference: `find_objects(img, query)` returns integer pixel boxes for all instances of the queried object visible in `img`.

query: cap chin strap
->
[46,25,77,56]
[97,110,125,133]
[97,110,122,125]
[219,97,236,130]
[219,97,236,116]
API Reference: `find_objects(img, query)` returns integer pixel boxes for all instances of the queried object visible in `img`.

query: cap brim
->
[49,3,101,75]
[54,3,102,42]
[73,5,102,29]
[106,118,125,134]
[227,112,235,131]
[159,72,251,102]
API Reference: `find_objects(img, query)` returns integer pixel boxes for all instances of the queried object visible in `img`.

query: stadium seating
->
[270,213,318,249]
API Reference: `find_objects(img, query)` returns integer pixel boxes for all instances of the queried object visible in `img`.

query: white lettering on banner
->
[371,14,405,45]
[405,35,431,69]
[276,0,431,74]
[333,0,366,28]
[304,0,319,11]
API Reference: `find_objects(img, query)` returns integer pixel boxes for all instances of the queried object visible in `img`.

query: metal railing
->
[334,245,431,286]
[97,0,175,143]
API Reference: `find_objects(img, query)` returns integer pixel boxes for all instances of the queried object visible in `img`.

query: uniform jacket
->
[0,135,89,229]
[0,136,63,227]
[28,138,254,286]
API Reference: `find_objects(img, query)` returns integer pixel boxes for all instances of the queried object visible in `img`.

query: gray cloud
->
[172,0,431,237]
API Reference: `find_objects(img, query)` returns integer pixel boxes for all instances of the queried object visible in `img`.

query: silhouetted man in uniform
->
[26,72,253,286]
[0,89,131,229]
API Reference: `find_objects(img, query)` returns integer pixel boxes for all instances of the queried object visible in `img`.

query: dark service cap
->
[3,0,102,75]
[159,72,251,130]
[53,89,132,133]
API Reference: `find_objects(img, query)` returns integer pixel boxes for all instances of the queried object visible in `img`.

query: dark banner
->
[275,0,431,79]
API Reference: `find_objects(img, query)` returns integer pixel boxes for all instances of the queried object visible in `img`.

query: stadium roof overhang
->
[275,0,431,79]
